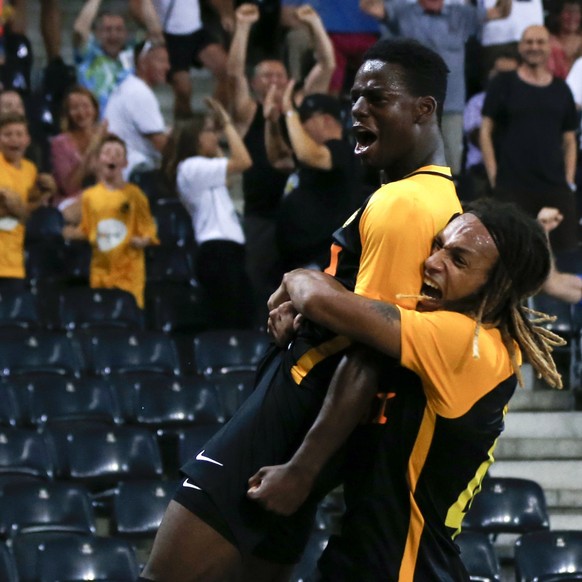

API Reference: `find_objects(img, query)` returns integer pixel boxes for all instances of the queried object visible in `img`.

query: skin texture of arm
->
[563,130,577,185]
[247,269,402,515]
[73,0,102,49]
[128,0,164,41]
[480,116,497,188]
[486,0,512,21]
[263,84,295,170]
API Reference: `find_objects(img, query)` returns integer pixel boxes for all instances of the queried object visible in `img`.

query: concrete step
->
[508,387,576,411]
[503,412,582,438]
[489,460,582,491]
[548,508,582,530]
[496,437,582,460]
[545,489,582,510]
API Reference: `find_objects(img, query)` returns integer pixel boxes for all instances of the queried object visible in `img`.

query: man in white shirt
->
[104,40,170,179]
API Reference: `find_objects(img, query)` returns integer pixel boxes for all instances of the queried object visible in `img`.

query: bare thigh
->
[141,500,242,582]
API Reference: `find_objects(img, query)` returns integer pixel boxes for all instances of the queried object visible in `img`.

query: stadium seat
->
[0,481,96,539]
[0,288,40,329]
[463,477,550,536]
[290,530,330,582]
[55,287,144,331]
[146,245,197,286]
[46,425,163,491]
[25,206,64,244]
[112,479,179,538]
[25,240,66,286]
[79,329,181,376]
[0,383,23,427]
[0,428,54,486]
[192,329,271,377]
[213,371,256,420]
[456,531,501,582]
[515,530,582,582]
[36,535,140,581]
[151,198,195,247]
[0,542,18,582]
[146,282,208,334]
[131,376,223,428]
[0,330,83,378]
[60,240,92,283]
[24,376,121,427]
[130,168,172,203]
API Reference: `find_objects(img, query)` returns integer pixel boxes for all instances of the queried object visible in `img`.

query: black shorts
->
[179,345,346,563]
[164,28,218,73]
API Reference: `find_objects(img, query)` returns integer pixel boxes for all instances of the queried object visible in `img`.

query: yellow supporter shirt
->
[80,182,159,307]
[0,153,37,278]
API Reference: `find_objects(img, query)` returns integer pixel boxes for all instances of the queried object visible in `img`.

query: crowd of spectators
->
[0,0,581,331]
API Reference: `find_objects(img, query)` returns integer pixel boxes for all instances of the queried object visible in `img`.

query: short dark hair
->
[0,112,28,131]
[362,38,449,122]
[99,133,127,156]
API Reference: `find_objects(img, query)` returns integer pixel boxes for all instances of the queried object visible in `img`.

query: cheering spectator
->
[548,0,582,80]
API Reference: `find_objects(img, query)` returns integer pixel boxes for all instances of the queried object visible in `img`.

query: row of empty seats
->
[0,328,271,377]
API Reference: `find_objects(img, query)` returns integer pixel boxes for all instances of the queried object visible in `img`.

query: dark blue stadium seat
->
[290,530,330,582]
[0,383,23,427]
[60,240,92,283]
[146,245,197,286]
[192,329,271,377]
[25,240,66,285]
[129,168,172,203]
[36,534,140,581]
[0,288,40,329]
[25,206,64,244]
[0,481,96,539]
[213,371,256,420]
[0,330,83,378]
[456,531,501,582]
[152,198,195,247]
[0,542,18,582]
[463,477,550,536]
[515,530,582,582]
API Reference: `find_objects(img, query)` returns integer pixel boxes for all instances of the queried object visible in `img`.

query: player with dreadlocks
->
[250,198,563,581]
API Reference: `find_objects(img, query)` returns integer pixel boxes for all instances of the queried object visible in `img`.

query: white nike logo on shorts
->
[182,478,202,490]
[196,450,224,466]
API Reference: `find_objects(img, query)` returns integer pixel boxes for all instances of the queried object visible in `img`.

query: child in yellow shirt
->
[0,112,38,280]
[63,134,159,307]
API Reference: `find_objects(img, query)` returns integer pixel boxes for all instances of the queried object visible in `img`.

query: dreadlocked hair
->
[465,199,564,389]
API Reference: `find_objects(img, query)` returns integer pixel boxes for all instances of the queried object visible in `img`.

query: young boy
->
[63,133,159,307]
[0,112,37,281]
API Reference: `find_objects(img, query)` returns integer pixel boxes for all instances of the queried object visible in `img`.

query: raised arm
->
[298,5,336,95]
[264,85,295,171]
[128,0,164,42]
[206,97,252,174]
[227,3,259,132]
[73,0,102,50]
[282,81,332,170]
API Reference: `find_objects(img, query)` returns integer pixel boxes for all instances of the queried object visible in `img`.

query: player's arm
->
[248,269,401,515]
[480,115,497,188]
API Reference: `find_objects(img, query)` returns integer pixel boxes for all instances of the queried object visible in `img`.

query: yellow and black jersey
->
[287,166,462,390]
[319,309,519,582]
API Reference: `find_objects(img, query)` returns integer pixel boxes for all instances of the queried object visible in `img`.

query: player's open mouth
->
[353,126,377,154]
[421,277,442,301]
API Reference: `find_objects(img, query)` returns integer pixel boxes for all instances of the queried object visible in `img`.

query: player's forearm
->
[287,349,380,478]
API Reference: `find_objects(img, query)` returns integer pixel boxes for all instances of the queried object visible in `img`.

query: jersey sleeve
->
[397,307,516,418]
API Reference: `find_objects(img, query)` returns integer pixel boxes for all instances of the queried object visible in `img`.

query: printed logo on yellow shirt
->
[0,217,19,231]
[96,218,127,252]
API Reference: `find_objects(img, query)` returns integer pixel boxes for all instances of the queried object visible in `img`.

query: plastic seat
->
[146,245,197,285]
[213,371,256,419]
[25,240,66,285]
[463,477,550,536]
[131,376,223,428]
[456,531,501,582]
[152,199,195,247]
[0,383,23,427]
[112,478,178,538]
[25,206,64,244]
[55,287,144,331]
[80,329,181,376]
[46,425,163,491]
[0,330,83,378]
[193,329,271,377]
[0,288,40,329]
[0,481,96,539]
[36,535,140,582]
[0,428,54,486]
[146,282,208,333]
[60,240,92,283]
[0,542,18,582]
[130,168,172,203]
[22,376,121,427]
[515,530,582,582]
[290,530,330,582]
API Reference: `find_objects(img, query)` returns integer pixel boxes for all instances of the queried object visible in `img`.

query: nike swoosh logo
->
[182,478,202,490]
[196,450,224,466]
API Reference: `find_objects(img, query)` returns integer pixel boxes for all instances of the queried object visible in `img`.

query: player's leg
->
[140,500,242,582]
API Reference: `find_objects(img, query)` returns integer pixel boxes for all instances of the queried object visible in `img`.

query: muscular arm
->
[480,116,497,188]
[248,270,402,514]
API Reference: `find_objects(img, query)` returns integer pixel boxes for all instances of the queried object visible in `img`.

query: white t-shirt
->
[567,57,582,106]
[177,156,245,245]
[104,75,166,178]
[153,0,202,35]
[481,0,543,46]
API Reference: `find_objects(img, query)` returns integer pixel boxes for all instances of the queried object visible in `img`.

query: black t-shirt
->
[242,105,288,218]
[482,71,578,193]
[276,138,362,269]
